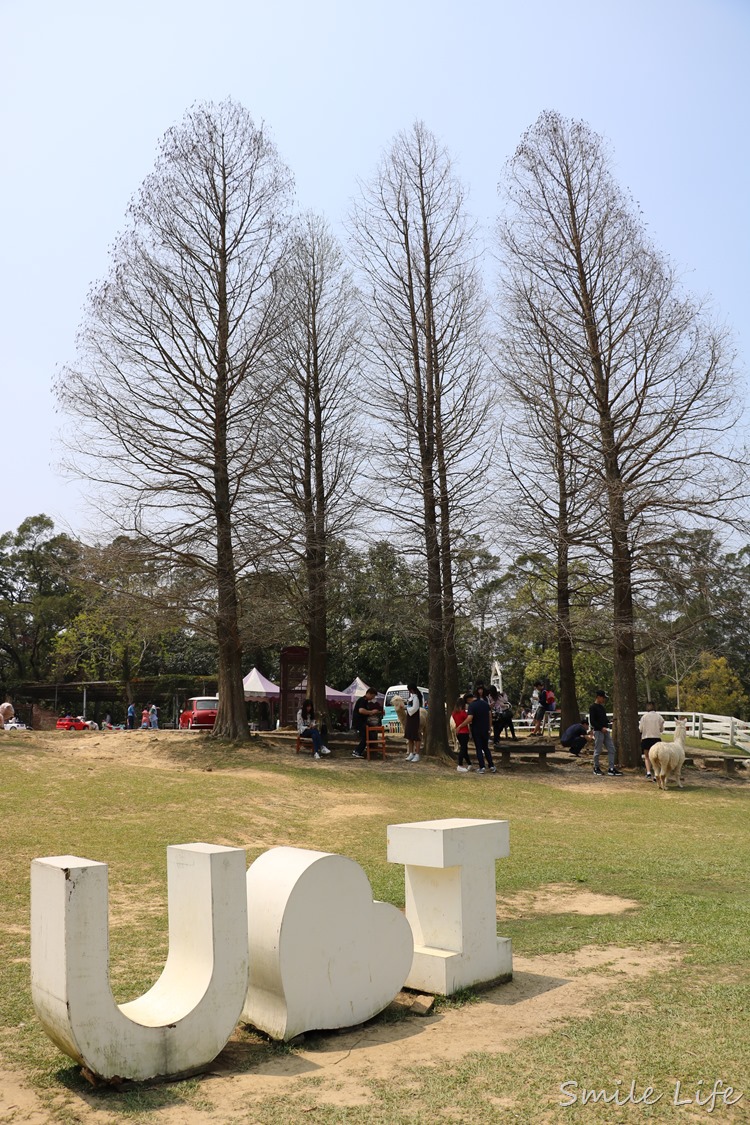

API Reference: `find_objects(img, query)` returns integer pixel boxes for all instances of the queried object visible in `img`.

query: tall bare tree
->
[494,285,607,730]
[255,213,363,716]
[55,100,293,740]
[497,111,745,764]
[350,122,490,752]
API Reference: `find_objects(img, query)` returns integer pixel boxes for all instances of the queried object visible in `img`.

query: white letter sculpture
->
[31,844,248,1081]
[242,847,413,1040]
[387,817,512,995]
[30,819,512,1079]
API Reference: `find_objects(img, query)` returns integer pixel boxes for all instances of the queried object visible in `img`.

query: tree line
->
[49,101,747,759]
[3,516,749,730]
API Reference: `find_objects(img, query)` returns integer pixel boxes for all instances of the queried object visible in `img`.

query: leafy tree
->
[675,654,749,718]
[0,515,80,686]
[327,541,429,690]
[53,539,201,694]
[55,100,293,740]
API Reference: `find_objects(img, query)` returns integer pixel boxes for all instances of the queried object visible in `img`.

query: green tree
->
[676,655,749,718]
[0,515,80,686]
[53,539,198,695]
[327,541,429,690]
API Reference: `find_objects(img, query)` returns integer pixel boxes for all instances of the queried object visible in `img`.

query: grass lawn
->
[1,731,749,1122]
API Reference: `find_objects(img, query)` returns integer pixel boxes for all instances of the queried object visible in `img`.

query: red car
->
[56,716,91,731]
[179,697,219,730]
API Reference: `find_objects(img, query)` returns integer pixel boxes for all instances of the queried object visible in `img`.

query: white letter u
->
[31,844,248,1081]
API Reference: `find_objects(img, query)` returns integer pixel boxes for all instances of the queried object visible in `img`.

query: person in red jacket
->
[452,695,473,772]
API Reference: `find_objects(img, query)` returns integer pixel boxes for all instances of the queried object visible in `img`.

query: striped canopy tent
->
[242,667,280,701]
[243,666,280,729]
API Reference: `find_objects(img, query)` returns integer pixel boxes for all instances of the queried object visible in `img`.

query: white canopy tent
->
[294,678,351,705]
[242,667,280,701]
[343,677,385,725]
[242,667,280,730]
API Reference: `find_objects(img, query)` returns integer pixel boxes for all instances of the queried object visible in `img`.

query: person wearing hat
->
[589,690,621,776]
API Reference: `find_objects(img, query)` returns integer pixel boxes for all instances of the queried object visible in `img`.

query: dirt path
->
[1,942,680,1123]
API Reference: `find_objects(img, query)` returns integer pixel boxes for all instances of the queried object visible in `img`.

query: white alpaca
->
[650,719,687,791]
[0,702,14,729]
[391,695,428,745]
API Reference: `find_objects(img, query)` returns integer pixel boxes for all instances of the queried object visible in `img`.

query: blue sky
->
[1,0,747,535]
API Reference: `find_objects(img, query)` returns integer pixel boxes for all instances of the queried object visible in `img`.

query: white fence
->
[523,710,750,751]
[390,708,750,753]
[642,711,750,753]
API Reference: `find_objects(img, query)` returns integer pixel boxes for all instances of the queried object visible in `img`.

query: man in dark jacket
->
[352,688,380,758]
[588,691,621,776]
[466,690,495,773]
[560,718,590,756]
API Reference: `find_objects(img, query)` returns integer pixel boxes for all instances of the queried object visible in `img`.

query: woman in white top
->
[405,683,423,763]
[639,702,664,780]
[297,699,331,759]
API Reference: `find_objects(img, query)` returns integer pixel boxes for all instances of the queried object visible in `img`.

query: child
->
[452,695,473,772]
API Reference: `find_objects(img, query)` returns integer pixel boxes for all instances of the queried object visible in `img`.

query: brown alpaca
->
[391,695,428,745]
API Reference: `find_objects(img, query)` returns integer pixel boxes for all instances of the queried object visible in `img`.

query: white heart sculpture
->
[242,847,414,1040]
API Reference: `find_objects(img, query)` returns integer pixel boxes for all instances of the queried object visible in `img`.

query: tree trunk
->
[601,417,640,767]
[556,553,580,732]
[212,216,248,743]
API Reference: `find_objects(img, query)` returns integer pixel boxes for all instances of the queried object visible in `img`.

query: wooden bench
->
[492,740,556,768]
[685,753,746,777]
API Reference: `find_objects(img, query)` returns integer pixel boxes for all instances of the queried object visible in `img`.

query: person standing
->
[149,703,159,730]
[589,690,621,776]
[488,685,504,746]
[405,683,423,762]
[352,688,380,759]
[126,702,135,730]
[496,688,517,741]
[140,707,150,729]
[452,695,473,771]
[466,687,495,773]
[639,701,664,780]
[531,682,548,736]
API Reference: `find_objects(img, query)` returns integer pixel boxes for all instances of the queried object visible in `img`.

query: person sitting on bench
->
[297,699,330,759]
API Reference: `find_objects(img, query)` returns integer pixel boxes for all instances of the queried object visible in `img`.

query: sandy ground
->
[1,941,680,1124]
[0,730,743,1122]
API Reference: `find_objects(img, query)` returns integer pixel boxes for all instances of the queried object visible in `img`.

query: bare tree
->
[255,213,363,717]
[350,122,490,753]
[55,100,293,740]
[497,111,745,765]
[493,299,595,731]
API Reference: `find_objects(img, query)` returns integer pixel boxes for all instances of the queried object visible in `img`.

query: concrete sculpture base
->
[31,844,248,1081]
[387,818,512,995]
[242,847,414,1040]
